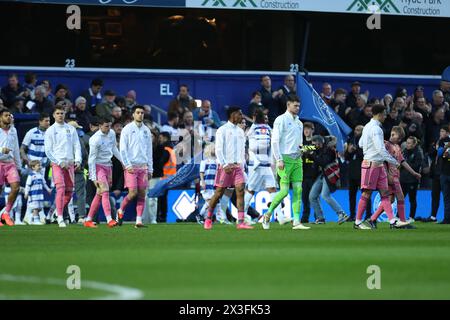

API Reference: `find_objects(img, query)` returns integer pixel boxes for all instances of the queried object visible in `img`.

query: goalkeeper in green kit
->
[262,94,311,230]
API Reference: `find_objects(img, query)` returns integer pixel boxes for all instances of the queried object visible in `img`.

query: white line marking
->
[0,274,144,300]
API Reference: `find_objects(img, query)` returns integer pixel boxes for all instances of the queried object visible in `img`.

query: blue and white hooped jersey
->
[22,127,47,164]
[25,172,47,203]
[200,159,217,191]
[247,124,272,166]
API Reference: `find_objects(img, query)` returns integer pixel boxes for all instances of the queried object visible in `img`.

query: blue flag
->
[296,74,352,152]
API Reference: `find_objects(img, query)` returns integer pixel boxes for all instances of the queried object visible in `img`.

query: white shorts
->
[246,165,276,192]
[201,189,215,201]
[27,200,43,210]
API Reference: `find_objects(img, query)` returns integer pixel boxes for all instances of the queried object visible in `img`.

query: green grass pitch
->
[1,222,450,300]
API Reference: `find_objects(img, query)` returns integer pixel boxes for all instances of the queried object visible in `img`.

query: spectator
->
[274,74,296,114]
[142,105,160,131]
[115,96,130,120]
[247,91,265,121]
[425,107,447,151]
[425,124,450,222]
[31,85,53,114]
[81,116,99,152]
[259,75,278,126]
[431,90,449,118]
[111,106,123,123]
[40,80,55,103]
[301,122,319,223]
[74,96,93,133]
[392,96,407,115]
[414,86,425,100]
[399,107,415,129]
[395,86,408,100]
[414,96,432,123]
[161,111,180,143]
[383,106,401,140]
[80,78,103,112]
[24,72,37,100]
[347,94,368,128]
[193,99,221,127]
[9,96,30,114]
[330,88,349,120]
[308,135,349,224]
[440,67,450,104]
[54,84,70,104]
[345,125,371,221]
[359,104,373,126]
[346,81,362,109]
[400,136,423,222]
[405,112,424,146]
[125,90,138,109]
[95,90,117,120]
[157,131,175,222]
[320,82,333,105]
[1,73,25,108]
[67,119,88,221]
[383,94,393,108]
[144,129,165,225]
[168,84,197,118]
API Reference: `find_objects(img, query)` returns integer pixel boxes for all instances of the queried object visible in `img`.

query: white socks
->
[244,192,253,214]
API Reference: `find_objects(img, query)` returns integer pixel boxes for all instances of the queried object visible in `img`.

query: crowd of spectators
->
[1,70,450,223]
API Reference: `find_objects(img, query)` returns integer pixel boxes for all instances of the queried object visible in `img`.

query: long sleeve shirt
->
[44,122,82,166]
[271,111,303,161]
[88,129,122,181]
[215,121,246,166]
[0,126,21,168]
[119,121,153,173]
[358,118,398,165]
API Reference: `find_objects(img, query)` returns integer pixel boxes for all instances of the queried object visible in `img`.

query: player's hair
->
[371,104,386,116]
[39,113,50,121]
[304,122,315,130]
[29,160,41,169]
[391,126,405,140]
[286,93,300,103]
[53,105,65,112]
[407,136,418,145]
[254,108,265,124]
[0,108,11,116]
[227,106,241,119]
[132,105,145,114]
[441,124,450,132]
[98,117,111,125]
[203,143,215,158]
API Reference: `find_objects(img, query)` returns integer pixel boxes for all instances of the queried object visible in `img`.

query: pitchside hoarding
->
[186,0,450,18]
[167,189,444,223]
[15,0,450,18]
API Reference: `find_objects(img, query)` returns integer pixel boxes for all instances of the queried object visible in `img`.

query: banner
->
[186,0,450,18]
[297,74,352,153]
[167,189,444,223]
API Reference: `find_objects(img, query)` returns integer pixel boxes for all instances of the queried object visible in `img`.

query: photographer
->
[307,135,349,224]
[345,125,371,221]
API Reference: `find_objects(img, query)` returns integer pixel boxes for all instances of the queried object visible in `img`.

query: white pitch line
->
[0,274,144,300]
